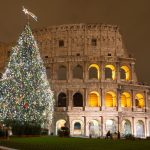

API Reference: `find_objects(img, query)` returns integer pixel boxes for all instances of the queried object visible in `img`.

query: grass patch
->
[0,136,150,150]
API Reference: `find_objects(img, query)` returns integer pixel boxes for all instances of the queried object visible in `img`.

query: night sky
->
[0,0,150,84]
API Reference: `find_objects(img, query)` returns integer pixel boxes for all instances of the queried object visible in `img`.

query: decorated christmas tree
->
[0,25,54,133]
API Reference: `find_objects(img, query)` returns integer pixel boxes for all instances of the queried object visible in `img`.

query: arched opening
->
[136,120,145,137]
[56,119,66,135]
[106,119,116,133]
[105,68,112,79]
[105,65,116,80]
[120,68,126,79]
[121,92,131,107]
[57,65,67,80]
[73,92,83,107]
[46,67,51,79]
[89,120,100,137]
[88,91,100,107]
[73,65,83,79]
[122,120,132,135]
[105,91,116,107]
[120,66,130,81]
[135,93,144,108]
[88,64,100,80]
[74,122,82,135]
[58,92,67,107]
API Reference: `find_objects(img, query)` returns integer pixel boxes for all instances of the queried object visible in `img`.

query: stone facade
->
[0,23,150,138]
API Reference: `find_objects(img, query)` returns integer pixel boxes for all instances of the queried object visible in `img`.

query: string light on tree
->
[0,7,54,131]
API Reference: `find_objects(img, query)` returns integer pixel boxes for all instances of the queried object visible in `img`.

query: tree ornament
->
[23,102,29,109]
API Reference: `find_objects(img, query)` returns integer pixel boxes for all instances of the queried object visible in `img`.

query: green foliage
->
[0,25,54,127]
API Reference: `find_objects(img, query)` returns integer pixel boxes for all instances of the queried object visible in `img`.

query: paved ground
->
[0,146,17,150]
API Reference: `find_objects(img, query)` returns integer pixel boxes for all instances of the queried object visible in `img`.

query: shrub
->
[124,134,135,140]
[146,136,150,140]
[58,126,70,137]
[41,128,49,135]
[3,119,41,136]
[0,129,5,137]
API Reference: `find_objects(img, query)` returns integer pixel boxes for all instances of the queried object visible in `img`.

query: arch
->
[89,120,100,137]
[121,92,131,107]
[88,64,100,80]
[122,120,132,135]
[73,65,83,79]
[57,65,67,80]
[105,65,116,80]
[73,92,83,107]
[73,121,83,135]
[105,91,116,107]
[88,91,100,107]
[136,120,145,137]
[120,66,130,81]
[74,122,81,130]
[105,119,116,133]
[46,67,51,79]
[58,92,67,107]
[56,119,66,135]
[135,93,144,108]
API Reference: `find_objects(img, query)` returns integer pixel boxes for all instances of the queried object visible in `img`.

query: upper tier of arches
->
[46,63,133,82]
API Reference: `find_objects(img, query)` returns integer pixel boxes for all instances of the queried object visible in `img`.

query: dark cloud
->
[0,0,150,84]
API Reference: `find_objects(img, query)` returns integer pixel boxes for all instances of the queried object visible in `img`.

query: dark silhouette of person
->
[106,130,111,139]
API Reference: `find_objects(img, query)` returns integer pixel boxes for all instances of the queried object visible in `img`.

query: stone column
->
[69,117,73,136]
[131,90,135,112]
[145,117,148,137]
[101,62,105,82]
[84,116,86,136]
[132,117,135,136]
[86,117,89,137]
[131,62,135,84]
[67,90,73,111]
[67,62,71,83]
[117,116,121,133]
[84,88,87,108]
[102,117,105,136]
[101,116,103,137]
[117,89,121,111]
[144,90,148,112]
[83,61,86,82]
[101,89,105,111]
[116,62,120,83]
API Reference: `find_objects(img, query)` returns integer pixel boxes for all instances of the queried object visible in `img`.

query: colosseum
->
[0,23,150,138]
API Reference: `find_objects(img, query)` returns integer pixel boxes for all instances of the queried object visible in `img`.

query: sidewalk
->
[0,146,17,150]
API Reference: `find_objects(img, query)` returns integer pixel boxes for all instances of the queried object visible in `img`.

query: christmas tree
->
[0,25,54,132]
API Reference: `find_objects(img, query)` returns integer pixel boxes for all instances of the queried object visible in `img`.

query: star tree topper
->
[22,6,38,22]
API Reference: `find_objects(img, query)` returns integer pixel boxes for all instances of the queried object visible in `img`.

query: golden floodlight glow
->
[89,91,100,107]
[105,91,116,107]
[88,64,100,79]
[121,92,131,107]
[105,65,116,80]
[135,93,144,108]
[121,66,130,81]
